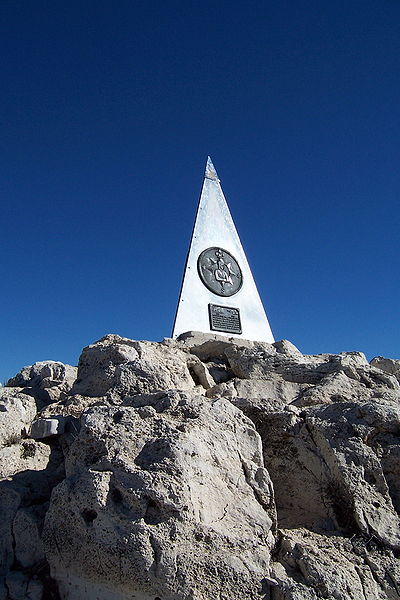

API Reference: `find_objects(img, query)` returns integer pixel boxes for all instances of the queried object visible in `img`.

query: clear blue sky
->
[1,0,399,382]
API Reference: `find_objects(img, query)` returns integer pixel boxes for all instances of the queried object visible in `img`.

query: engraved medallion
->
[197,247,243,297]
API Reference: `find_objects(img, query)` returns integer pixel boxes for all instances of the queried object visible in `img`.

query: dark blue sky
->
[1,0,400,381]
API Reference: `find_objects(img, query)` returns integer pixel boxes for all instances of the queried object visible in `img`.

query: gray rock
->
[273,339,303,357]
[186,356,216,389]
[206,380,238,399]
[13,505,46,568]
[0,438,64,599]
[0,439,51,479]
[0,487,20,575]
[7,361,77,406]
[224,346,393,392]
[271,528,400,600]
[30,417,66,439]
[305,401,400,549]
[292,370,367,407]
[5,571,43,600]
[72,334,141,397]
[240,398,400,549]
[234,376,305,404]
[224,344,325,383]
[171,330,260,360]
[43,392,275,600]
[207,376,305,412]
[39,393,107,419]
[0,388,37,447]
[381,443,400,514]
[73,334,195,399]
[2,334,400,599]
[371,356,400,382]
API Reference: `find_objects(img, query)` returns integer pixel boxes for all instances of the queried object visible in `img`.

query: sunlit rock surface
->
[1,333,399,599]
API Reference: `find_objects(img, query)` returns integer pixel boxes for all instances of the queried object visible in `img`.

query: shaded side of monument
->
[172,157,274,343]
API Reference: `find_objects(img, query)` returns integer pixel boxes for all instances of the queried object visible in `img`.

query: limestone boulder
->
[1,333,400,600]
[172,331,302,362]
[224,344,327,384]
[235,376,305,404]
[304,400,400,549]
[0,439,51,479]
[4,573,43,600]
[238,396,400,549]
[0,388,37,447]
[380,442,400,514]
[0,486,21,578]
[170,330,259,360]
[0,386,61,593]
[73,334,195,399]
[43,391,275,600]
[0,438,64,599]
[7,361,77,406]
[30,417,66,439]
[207,376,305,414]
[72,334,140,397]
[13,505,47,569]
[39,393,107,419]
[271,528,400,600]
[371,356,400,382]
[292,370,370,407]
[219,344,399,408]
[223,346,383,388]
[273,339,303,357]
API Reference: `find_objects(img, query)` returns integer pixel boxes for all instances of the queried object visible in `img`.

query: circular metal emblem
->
[197,247,243,297]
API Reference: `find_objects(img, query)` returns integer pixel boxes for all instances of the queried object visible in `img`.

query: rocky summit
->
[1,333,399,600]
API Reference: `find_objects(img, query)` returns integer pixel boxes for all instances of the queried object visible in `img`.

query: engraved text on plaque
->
[208,304,242,335]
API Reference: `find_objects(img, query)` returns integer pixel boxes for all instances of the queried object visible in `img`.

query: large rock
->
[0,381,65,600]
[0,388,37,447]
[7,361,77,406]
[271,528,400,600]
[39,393,108,419]
[0,439,51,480]
[371,356,400,382]
[171,330,259,357]
[237,397,400,549]
[0,486,21,577]
[207,376,306,407]
[30,417,66,439]
[1,333,400,600]
[0,439,65,600]
[43,391,275,600]
[73,334,196,399]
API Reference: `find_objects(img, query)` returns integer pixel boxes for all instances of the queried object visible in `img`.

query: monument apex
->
[172,158,274,342]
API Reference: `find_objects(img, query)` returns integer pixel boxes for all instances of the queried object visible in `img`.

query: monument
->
[172,157,274,342]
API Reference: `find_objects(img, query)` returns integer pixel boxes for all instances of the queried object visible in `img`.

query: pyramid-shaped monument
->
[172,158,274,343]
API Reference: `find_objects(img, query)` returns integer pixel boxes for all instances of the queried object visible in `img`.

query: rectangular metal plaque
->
[208,304,242,335]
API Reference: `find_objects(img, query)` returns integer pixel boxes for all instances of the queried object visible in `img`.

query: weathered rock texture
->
[6,360,77,407]
[1,332,399,600]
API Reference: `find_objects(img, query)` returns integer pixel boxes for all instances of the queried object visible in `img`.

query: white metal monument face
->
[172,157,274,343]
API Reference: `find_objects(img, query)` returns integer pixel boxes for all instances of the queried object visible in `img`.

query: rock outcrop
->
[0,333,399,599]
[7,360,77,407]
